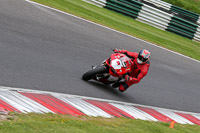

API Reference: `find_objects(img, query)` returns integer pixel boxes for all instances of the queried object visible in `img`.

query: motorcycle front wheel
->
[82,66,108,81]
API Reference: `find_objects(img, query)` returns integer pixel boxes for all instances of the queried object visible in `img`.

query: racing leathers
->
[114,49,150,92]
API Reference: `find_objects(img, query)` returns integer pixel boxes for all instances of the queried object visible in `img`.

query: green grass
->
[0,113,200,133]
[163,0,200,14]
[32,0,200,61]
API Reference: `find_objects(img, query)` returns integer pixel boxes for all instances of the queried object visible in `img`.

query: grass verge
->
[0,113,200,133]
[31,0,200,61]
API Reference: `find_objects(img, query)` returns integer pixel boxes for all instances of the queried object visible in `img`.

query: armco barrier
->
[83,0,200,42]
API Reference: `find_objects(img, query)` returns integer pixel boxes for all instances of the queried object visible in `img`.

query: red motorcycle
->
[82,53,132,85]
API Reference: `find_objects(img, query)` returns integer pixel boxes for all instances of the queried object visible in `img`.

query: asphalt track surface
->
[0,0,200,113]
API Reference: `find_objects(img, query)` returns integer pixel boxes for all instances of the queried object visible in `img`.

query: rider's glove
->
[113,48,121,53]
[125,75,137,82]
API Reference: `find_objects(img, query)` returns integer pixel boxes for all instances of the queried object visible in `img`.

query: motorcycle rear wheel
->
[82,66,108,81]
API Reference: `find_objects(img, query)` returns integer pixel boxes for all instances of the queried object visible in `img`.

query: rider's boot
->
[119,83,129,92]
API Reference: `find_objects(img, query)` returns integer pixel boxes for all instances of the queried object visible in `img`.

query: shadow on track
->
[82,80,133,100]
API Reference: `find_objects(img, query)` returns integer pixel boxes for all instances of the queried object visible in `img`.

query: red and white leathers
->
[115,49,150,92]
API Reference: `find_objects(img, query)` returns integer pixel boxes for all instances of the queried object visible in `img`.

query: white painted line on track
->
[25,0,200,63]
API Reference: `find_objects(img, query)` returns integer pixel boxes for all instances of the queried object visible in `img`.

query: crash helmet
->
[137,49,150,64]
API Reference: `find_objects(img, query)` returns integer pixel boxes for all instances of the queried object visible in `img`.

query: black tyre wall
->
[82,66,108,81]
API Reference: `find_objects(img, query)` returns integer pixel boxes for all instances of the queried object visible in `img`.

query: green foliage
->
[0,113,200,133]
[163,0,200,14]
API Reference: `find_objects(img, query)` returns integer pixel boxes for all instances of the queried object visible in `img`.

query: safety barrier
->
[198,18,200,25]
[138,0,200,41]
[142,0,171,10]
[104,0,143,19]
[83,0,200,42]
[167,16,198,39]
[170,5,200,24]
[194,26,200,41]
[82,0,106,7]
[141,0,200,24]
[136,4,172,30]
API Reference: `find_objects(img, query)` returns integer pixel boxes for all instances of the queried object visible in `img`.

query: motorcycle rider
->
[112,48,150,92]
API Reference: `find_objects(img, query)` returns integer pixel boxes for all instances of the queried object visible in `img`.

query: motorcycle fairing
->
[108,53,132,77]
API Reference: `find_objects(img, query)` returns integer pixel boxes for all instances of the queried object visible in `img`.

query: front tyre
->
[82,66,108,81]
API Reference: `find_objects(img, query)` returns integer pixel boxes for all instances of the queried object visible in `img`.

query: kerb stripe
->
[54,96,112,118]
[0,91,51,113]
[176,112,200,125]
[20,92,84,116]
[156,109,194,124]
[136,106,172,122]
[0,99,21,113]
[85,99,135,119]
[110,103,158,121]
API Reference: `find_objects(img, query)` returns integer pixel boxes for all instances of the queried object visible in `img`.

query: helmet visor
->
[138,54,148,63]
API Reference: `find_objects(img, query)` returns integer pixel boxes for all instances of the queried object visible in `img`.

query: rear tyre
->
[82,66,108,81]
